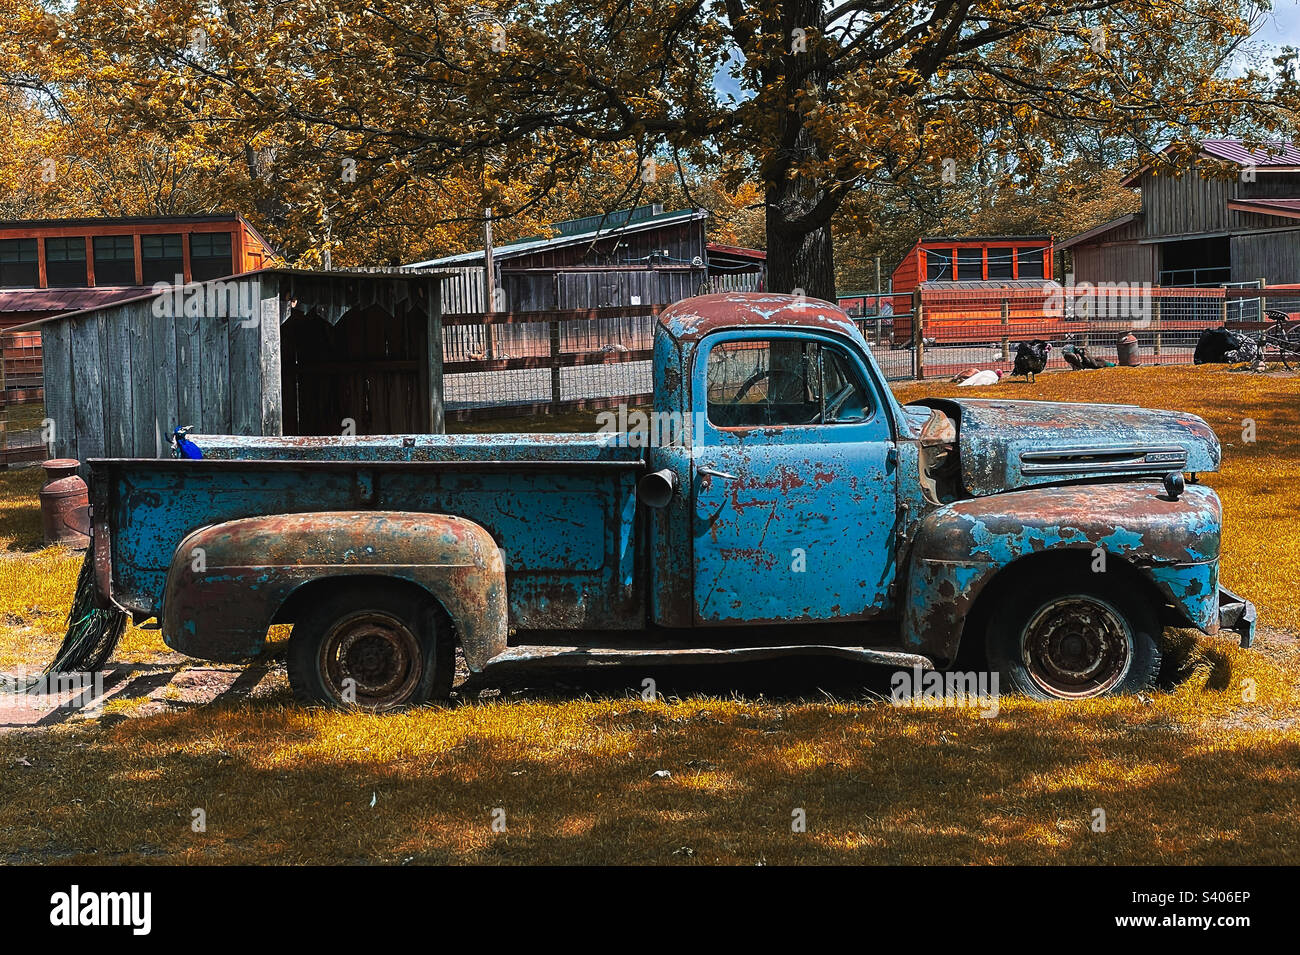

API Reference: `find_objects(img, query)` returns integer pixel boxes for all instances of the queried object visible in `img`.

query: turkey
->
[1062,343,1109,370]
[1012,340,1051,381]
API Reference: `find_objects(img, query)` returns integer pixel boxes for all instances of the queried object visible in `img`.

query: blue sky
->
[1253,1,1300,52]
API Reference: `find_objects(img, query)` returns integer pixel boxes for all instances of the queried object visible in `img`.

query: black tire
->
[287,581,454,711]
[986,579,1161,700]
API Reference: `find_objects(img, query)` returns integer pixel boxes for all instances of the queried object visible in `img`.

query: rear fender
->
[161,511,507,668]
[900,483,1223,661]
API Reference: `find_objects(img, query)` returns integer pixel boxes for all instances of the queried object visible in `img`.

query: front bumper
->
[1218,586,1257,648]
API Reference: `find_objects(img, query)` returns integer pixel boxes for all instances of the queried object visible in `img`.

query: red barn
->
[891,235,1054,309]
[0,213,278,330]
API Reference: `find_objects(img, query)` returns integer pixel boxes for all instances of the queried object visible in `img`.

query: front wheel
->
[287,582,454,711]
[986,581,1162,700]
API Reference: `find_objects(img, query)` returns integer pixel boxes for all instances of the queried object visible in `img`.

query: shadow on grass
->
[2,673,1296,865]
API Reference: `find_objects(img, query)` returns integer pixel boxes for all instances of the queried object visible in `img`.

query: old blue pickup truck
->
[84,293,1254,709]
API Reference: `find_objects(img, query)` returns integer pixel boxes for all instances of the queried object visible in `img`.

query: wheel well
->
[952,549,1170,670]
[272,574,456,637]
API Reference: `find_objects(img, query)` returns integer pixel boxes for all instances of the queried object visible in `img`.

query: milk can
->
[39,458,90,548]
[1117,331,1141,366]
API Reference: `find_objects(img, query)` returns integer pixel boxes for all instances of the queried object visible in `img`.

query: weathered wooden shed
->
[412,205,724,310]
[16,268,447,466]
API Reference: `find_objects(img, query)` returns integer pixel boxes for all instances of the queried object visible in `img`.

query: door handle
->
[698,466,739,482]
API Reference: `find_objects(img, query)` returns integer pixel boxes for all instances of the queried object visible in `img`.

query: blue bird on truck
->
[67,293,1255,710]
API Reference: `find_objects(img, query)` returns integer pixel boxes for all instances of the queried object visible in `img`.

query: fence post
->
[1153,298,1162,357]
[1000,298,1010,362]
[549,317,562,413]
[912,289,925,380]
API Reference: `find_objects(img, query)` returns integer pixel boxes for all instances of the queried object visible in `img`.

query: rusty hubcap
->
[319,611,422,710]
[1021,596,1132,698]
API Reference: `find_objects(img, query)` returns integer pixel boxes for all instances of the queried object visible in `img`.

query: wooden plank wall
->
[1140,168,1240,238]
[1070,240,1157,285]
[1231,230,1300,284]
[40,277,280,465]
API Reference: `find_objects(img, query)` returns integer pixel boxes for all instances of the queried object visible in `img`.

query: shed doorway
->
[281,303,434,436]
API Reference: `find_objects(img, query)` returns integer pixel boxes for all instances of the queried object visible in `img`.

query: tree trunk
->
[766,193,836,300]
[761,0,837,301]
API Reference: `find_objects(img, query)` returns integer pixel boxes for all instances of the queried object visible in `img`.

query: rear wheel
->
[287,582,453,711]
[986,580,1161,700]
[1272,322,1300,371]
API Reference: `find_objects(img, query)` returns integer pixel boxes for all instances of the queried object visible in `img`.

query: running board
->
[486,644,934,670]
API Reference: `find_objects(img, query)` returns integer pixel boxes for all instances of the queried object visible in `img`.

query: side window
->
[956,247,984,281]
[706,339,872,428]
[987,247,1014,279]
[820,348,871,422]
[1016,247,1045,279]
[926,248,954,281]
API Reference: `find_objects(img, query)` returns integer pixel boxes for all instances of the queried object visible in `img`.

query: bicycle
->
[1262,309,1300,371]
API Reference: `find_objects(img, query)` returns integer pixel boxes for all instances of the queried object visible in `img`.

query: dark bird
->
[1063,343,1109,370]
[1012,340,1051,381]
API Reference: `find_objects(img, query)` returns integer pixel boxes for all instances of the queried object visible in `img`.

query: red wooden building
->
[0,213,278,329]
[890,235,1054,311]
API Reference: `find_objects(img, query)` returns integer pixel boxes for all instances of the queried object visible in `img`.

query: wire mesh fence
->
[438,288,1300,420]
[0,330,47,467]
[441,307,658,419]
[910,286,1300,379]
[4,286,1296,448]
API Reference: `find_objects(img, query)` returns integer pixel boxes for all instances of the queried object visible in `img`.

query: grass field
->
[0,365,1296,864]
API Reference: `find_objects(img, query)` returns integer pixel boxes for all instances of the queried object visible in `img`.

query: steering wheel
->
[807,381,856,424]
[729,368,770,404]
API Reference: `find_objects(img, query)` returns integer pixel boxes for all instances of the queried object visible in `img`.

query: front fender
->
[161,511,507,669]
[900,483,1223,661]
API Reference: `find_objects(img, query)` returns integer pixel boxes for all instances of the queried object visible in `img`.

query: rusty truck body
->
[86,293,1255,709]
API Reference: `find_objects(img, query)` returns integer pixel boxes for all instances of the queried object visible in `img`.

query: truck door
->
[691,330,898,625]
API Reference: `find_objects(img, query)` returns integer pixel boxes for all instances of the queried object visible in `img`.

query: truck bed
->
[92,433,646,631]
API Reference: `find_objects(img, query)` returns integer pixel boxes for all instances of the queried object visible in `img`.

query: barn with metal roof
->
[1060,139,1300,287]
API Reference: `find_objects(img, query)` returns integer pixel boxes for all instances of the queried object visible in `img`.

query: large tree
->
[16,0,1285,293]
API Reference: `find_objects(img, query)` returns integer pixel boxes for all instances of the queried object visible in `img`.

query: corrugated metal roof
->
[6,267,454,331]
[407,208,707,267]
[706,242,766,261]
[918,234,1052,243]
[0,213,246,230]
[1201,140,1300,166]
[1120,139,1300,186]
[0,286,148,314]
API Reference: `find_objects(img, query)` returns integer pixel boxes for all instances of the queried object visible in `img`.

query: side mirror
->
[637,468,677,509]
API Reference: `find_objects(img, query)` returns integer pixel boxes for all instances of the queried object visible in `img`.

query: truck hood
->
[907,398,1220,497]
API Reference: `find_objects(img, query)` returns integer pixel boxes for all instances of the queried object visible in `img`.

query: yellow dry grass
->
[0,366,1295,865]
[0,636,1295,865]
